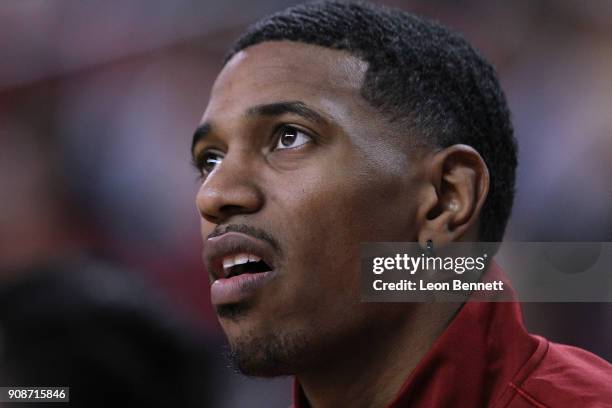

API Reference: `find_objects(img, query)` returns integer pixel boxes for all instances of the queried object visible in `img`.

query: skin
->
[193,41,489,408]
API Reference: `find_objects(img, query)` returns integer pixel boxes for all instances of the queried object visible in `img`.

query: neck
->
[296,302,462,408]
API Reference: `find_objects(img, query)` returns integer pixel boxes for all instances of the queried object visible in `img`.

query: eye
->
[194,150,224,177]
[273,125,312,150]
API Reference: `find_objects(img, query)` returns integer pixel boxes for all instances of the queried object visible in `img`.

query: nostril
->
[220,204,256,217]
[200,204,254,225]
[221,204,243,212]
[202,213,221,224]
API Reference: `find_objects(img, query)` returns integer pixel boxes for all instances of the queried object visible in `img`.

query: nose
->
[196,154,264,224]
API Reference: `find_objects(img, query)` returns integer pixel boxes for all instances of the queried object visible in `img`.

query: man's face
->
[194,41,425,375]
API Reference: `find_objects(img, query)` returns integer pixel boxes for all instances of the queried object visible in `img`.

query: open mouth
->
[222,253,273,278]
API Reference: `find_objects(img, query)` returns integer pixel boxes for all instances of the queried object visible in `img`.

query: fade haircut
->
[225,0,518,242]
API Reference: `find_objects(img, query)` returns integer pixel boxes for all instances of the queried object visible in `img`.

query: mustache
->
[207,224,282,254]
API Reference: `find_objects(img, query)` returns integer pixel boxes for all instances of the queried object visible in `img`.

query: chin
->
[223,324,310,378]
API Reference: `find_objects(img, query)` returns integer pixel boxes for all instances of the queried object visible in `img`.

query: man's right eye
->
[194,150,224,177]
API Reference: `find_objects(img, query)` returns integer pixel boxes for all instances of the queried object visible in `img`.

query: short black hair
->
[226,0,518,242]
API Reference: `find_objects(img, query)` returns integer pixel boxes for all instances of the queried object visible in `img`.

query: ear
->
[416,144,489,248]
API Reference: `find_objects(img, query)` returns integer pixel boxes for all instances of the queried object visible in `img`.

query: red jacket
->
[293,263,612,407]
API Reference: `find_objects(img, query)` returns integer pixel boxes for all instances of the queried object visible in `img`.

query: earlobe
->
[417,144,489,246]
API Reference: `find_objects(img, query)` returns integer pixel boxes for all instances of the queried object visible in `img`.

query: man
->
[191,1,612,407]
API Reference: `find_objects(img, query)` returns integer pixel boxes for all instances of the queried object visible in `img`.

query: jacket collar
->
[293,262,539,407]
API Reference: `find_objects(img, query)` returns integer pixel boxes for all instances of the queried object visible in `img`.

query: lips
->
[203,232,277,306]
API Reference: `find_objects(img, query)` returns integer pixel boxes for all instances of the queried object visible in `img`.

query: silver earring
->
[425,239,434,257]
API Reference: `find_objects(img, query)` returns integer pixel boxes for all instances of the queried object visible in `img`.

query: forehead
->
[204,41,369,121]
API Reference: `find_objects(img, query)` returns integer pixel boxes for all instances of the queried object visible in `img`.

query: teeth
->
[222,258,235,269]
[222,253,262,273]
[234,254,249,266]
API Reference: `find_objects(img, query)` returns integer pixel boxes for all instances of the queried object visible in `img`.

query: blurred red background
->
[1,1,611,406]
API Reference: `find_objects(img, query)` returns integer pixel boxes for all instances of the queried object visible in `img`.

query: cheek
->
[271,160,418,297]
[283,162,416,242]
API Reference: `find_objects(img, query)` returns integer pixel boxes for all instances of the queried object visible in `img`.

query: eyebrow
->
[191,101,329,156]
[246,101,328,125]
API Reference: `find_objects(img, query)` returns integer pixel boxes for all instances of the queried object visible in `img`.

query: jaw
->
[220,311,312,377]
